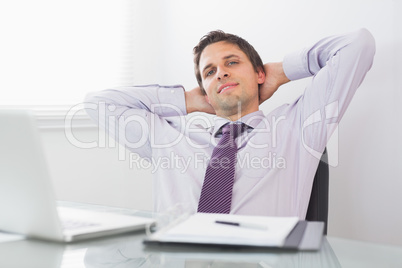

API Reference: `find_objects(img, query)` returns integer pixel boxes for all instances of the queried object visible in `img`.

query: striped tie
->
[197,123,245,214]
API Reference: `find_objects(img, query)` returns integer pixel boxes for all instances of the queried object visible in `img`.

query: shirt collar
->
[211,110,264,137]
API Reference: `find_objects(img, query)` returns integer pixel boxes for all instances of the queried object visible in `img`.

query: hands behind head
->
[259,62,290,105]
[186,63,290,115]
[185,86,216,115]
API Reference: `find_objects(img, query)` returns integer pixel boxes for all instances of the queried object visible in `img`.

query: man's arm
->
[85,84,215,160]
[259,28,375,109]
[85,85,188,160]
[282,28,375,157]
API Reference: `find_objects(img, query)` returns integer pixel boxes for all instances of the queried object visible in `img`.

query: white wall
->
[40,0,401,246]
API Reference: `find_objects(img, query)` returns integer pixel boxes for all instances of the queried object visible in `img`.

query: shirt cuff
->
[156,85,187,117]
[283,47,312,81]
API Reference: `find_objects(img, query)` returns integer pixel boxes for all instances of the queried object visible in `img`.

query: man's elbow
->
[355,28,376,67]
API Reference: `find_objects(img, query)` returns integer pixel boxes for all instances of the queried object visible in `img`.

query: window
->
[0,0,128,106]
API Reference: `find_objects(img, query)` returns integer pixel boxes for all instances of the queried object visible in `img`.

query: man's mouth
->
[218,83,238,94]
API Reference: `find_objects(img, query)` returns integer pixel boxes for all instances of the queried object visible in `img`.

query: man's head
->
[193,31,266,120]
[194,31,265,94]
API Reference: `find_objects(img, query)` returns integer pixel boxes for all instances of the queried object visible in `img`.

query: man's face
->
[199,41,265,120]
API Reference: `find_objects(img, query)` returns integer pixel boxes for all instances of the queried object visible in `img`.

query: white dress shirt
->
[85,29,375,218]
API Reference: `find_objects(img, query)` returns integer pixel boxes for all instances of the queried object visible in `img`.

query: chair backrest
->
[306,148,329,234]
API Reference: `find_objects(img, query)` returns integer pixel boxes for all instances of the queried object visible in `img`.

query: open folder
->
[144,213,324,250]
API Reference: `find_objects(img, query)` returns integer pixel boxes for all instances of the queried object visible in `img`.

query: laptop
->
[0,110,155,242]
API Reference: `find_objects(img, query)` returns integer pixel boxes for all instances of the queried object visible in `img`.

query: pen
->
[215,220,268,231]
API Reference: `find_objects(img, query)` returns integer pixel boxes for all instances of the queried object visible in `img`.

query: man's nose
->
[217,66,230,80]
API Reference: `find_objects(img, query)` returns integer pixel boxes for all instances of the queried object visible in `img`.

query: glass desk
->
[1,202,401,268]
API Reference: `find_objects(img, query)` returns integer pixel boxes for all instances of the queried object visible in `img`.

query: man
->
[187,30,289,120]
[85,28,375,219]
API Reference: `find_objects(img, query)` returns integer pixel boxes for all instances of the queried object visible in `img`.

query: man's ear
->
[257,67,266,84]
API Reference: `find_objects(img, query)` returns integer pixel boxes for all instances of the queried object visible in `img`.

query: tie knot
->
[221,123,246,139]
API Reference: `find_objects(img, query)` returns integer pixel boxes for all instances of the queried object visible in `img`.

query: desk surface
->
[1,202,401,268]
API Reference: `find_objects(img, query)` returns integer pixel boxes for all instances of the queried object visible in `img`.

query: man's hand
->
[185,87,216,114]
[259,62,290,105]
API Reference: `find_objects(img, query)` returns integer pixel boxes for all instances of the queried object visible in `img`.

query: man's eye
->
[228,61,238,66]
[206,70,215,77]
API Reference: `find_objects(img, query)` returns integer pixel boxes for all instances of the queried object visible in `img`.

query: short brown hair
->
[193,30,264,93]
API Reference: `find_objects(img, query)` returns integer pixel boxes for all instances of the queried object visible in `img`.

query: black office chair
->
[306,148,329,234]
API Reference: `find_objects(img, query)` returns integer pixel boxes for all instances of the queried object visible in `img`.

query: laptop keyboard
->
[61,219,100,230]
